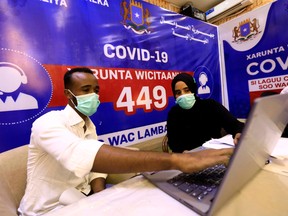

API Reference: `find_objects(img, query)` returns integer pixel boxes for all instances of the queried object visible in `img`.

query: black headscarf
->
[171,73,197,98]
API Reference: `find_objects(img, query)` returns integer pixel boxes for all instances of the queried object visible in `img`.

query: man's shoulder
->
[39,109,63,117]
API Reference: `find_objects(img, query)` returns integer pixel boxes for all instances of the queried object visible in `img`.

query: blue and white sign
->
[219,0,288,118]
[0,0,220,152]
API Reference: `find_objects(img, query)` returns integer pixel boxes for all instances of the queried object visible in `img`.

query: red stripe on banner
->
[44,64,194,114]
[249,90,281,105]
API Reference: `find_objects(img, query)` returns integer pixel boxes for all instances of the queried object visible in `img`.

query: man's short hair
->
[64,67,93,89]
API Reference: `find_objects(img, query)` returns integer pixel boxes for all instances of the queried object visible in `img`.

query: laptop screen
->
[143,93,288,216]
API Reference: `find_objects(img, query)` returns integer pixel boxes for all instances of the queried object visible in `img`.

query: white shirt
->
[18,105,107,216]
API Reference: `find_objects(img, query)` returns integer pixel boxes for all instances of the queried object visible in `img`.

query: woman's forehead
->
[175,81,188,89]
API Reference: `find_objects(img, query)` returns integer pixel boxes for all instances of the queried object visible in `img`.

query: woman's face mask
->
[176,93,196,109]
[67,89,100,116]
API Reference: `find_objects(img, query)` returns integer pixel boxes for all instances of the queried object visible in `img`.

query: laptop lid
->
[142,93,288,215]
[209,93,288,215]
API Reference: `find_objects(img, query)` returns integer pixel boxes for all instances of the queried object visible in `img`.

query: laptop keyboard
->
[167,164,226,201]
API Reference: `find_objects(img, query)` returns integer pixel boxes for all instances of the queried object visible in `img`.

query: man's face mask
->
[67,89,100,116]
[176,93,196,109]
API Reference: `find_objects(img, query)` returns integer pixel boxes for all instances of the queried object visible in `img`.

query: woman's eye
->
[175,91,180,95]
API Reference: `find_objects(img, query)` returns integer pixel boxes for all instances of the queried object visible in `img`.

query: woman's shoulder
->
[197,98,219,106]
[168,104,181,113]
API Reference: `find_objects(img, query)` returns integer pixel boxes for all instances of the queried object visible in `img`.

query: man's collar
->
[64,105,85,127]
[64,105,94,131]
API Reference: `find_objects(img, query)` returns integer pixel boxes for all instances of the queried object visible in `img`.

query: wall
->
[146,0,275,25]
[144,0,180,13]
[215,0,274,25]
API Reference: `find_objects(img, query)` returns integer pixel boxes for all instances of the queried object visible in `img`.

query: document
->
[264,138,288,176]
[202,134,235,149]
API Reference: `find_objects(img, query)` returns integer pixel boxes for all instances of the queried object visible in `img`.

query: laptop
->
[142,93,288,215]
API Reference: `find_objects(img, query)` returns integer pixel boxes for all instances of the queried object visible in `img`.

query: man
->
[18,67,233,216]
[167,73,244,153]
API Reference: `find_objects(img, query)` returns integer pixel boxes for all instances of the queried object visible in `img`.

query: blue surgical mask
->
[68,90,100,116]
[176,93,196,109]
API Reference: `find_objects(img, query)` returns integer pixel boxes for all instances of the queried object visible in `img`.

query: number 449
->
[115,86,167,114]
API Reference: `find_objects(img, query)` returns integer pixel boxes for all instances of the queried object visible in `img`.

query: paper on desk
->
[270,138,288,159]
[263,138,288,176]
[202,134,235,149]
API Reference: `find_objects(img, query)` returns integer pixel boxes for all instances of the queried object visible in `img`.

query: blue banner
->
[0,0,220,152]
[220,0,288,118]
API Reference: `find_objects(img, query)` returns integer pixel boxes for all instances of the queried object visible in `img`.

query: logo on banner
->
[0,48,52,125]
[120,0,151,34]
[198,72,211,95]
[0,62,38,111]
[232,18,261,43]
[194,66,214,99]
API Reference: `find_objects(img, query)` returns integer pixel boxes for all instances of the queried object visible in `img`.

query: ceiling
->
[165,0,225,12]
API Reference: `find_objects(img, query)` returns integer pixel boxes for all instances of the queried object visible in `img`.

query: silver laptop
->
[142,93,288,215]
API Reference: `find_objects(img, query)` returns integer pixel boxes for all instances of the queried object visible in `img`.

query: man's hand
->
[172,148,233,173]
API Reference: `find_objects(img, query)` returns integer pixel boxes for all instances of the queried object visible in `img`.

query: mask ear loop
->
[70,98,77,108]
[65,89,77,108]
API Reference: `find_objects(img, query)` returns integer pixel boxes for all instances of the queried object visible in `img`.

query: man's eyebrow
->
[81,84,93,89]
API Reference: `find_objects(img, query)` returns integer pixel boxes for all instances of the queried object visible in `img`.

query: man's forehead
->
[71,72,98,86]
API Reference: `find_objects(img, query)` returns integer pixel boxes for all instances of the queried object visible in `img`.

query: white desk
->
[46,175,197,216]
[216,169,288,216]
[46,139,288,216]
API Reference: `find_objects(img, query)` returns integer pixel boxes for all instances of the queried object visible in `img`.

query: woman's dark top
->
[167,98,244,153]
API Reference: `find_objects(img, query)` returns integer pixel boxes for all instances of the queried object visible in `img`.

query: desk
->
[46,139,288,216]
[216,169,288,216]
[46,172,288,216]
[46,175,197,216]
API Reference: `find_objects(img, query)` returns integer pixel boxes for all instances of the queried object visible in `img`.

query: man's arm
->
[92,145,233,174]
[90,177,106,193]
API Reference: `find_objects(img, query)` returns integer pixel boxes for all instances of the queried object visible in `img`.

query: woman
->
[167,73,244,153]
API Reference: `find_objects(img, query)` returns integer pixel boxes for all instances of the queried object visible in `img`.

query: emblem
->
[232,18,261,43]
[120,0,151,34]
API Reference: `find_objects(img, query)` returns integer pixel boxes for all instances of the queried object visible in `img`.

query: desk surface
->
[46,175,197,216]
[46,172,288,216]
[46,139,288,216]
